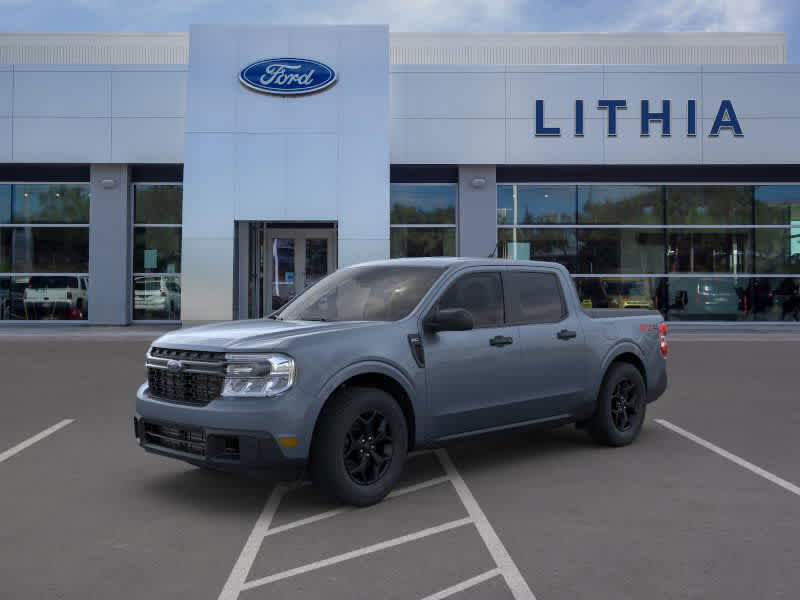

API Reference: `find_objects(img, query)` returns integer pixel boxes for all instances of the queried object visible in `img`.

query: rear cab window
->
[437,272,504,328]
[503,270,567,324]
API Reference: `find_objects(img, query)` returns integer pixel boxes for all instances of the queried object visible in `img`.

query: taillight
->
[658,322,668,357]
[160,289,167,297]
[67,291,73,300]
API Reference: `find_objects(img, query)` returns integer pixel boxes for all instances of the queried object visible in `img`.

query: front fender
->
[307,359,425,447]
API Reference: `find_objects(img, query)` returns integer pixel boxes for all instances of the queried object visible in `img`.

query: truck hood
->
[151,318,383,352]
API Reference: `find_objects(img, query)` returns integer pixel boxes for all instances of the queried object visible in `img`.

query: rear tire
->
[588,362,646,447]
[311,387,408,507]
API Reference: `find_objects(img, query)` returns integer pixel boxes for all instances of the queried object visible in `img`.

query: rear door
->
[423,270,524,438]
[502,269,587,419]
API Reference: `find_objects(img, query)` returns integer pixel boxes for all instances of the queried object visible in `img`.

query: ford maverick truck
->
[135,258,668,506]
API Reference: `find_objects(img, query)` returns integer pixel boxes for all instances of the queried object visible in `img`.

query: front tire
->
[588,362,646,447]
[311,387,408,507]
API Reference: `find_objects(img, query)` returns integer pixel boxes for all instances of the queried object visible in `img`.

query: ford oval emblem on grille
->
[239,57,337,96]
[166,359,183,372]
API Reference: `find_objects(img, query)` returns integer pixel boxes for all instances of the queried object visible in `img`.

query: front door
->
[423,271,524,439]
[265,228,337,313]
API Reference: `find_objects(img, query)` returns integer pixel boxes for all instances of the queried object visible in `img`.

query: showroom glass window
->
[497,183,800,322]
[390,184,457,258]
[0,183,90,321]
[132,184,182,320]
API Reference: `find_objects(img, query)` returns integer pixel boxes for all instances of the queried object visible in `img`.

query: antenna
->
[487,242,498,258]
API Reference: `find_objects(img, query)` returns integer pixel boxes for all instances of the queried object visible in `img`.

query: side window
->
[504,271,566,324]
[438,272,503,328]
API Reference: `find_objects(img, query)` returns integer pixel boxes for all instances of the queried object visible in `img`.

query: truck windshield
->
[276,265,445,322]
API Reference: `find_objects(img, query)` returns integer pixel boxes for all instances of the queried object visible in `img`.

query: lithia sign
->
[535,99,743,137]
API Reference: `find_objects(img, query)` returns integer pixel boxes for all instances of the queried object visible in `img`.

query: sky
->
[0,0,797,63]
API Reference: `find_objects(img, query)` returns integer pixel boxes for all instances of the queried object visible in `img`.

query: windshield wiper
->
[301,316,328,322]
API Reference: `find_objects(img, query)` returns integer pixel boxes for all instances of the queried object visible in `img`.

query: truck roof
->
[348,256,571,272]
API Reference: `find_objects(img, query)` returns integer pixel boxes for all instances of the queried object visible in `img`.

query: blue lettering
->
[575,100,584,136]
[709,99,743,136]
[640,100,671,136]
[535,100,560,136]
[597,100,627,136]
[687,100,697,136]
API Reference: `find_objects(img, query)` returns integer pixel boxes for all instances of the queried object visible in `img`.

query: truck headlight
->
[222,353,295,397]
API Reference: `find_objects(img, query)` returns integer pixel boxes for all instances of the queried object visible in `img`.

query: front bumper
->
[134,416,305,479]
[135,383,314,480]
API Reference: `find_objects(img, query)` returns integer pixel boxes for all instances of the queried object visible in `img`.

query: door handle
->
[557,329,577,340]
[490,335,513,347]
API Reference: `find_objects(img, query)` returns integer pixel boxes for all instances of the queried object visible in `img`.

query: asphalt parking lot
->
[2,329,800,599]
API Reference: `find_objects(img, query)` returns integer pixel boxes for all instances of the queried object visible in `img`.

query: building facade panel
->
[701,118,800,164]
[606,118,702,164]
[233,133,287,221]
[111,117,185,163]
[13,117,111,162]
[111,69,186,117]
[506,117,605,164]
[401,71,506,118]
[506,69,604,119]
[13,69,110,117]
[0,68,11,117]
[700,69,800,118]
[0,118,9,161]
[403,117,505,164]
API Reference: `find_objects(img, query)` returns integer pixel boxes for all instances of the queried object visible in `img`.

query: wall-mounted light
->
[101,178,117,189]
[470,177,487,189]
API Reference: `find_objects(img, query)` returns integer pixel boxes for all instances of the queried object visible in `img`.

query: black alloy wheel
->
[311,386,408,507]
[610,378,640,432]
[588,361,647,447]
[343,410,394,485]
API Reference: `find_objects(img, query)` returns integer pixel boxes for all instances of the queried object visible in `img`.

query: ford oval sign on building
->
[239,58,337,96]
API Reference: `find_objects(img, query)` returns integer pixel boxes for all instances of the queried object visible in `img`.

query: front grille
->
[148,369,223,405]
[146,347,225,405]
[143,421,206,456]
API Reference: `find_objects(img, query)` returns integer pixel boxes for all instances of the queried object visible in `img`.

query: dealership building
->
[0,27,799,325]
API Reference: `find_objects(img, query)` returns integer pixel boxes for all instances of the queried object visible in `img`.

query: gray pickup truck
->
[135,258,667,506]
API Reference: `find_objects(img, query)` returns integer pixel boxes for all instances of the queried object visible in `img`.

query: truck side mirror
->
[425,308,474,332]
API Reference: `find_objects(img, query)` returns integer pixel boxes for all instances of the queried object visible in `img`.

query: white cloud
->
[621,0,781,32]
[300,0,523,31]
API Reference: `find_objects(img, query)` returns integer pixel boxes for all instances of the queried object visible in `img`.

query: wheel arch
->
[591,342,648,404]
[313,362,420,451]
[600,344,648,392]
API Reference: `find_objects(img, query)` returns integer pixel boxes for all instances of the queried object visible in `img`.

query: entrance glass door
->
[265,229,336,313]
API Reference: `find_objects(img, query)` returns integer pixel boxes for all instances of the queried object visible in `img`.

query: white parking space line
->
[241,517,473,591]
[263,475,451,539]
[219,451,536,600]
[218,483,289,600]
[435,449,537,600]
[419,568,502,600]
[0,419,75,465]
[655,419,800,497]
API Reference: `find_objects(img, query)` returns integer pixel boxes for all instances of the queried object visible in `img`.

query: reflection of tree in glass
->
[390,204,454,225]
[134,186,183,224]
[134,227,181,272]
[390,229,455,258]
[14,185,90,224]
[666,186,752,225]
[579,186,662,225]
